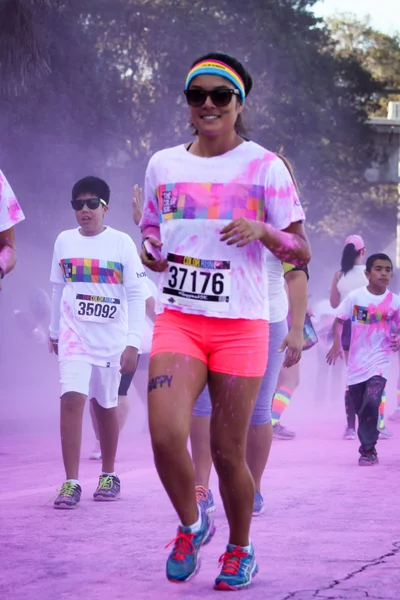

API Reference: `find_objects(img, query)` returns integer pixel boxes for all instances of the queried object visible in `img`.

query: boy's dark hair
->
[366,253,393,272]
[72,176,110,204]
[189,52,252,137]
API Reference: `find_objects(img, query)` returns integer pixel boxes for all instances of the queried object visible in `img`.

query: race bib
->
[75,294,120,323]
[161,253,231,313]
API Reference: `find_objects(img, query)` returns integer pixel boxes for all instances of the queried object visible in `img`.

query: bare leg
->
[91,399,119,474]
[246,422,273,493]
[148,353,207,526]
[60,392,86,480]
[190,415,213,488]
[209,372,262,547]
[117,395,130,431]
[89,399,100,441]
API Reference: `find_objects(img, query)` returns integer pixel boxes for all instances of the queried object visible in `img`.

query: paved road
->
[1,414,399,600]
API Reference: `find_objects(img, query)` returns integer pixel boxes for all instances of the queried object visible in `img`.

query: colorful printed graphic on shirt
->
[352,304,394,325]
[157,182,265,222]
[60,258,123,284]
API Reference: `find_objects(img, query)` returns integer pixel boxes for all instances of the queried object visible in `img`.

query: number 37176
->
[168,266,224,295]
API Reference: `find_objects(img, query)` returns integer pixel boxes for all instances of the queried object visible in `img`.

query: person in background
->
[140,52,310,590]
[49,176,146,509]
[271,295,317,440]
[0,169,25,290]
[327,254,400,466]
[330,235,392,440]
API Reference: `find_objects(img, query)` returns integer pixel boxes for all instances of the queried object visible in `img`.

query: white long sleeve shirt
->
[49,226,146,367]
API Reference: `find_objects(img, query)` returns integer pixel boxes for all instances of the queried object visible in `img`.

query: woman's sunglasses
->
[71,198,107,211]
[184,88,241,108]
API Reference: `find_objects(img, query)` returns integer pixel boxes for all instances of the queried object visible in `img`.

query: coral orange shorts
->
[150,309,269,377]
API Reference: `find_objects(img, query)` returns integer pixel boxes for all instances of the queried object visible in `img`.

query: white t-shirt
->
[267,251,288,323]
[336,287,400,385]
[140,142,305,320]
[336,265,368,303]
[50,227,146,367]
[0,170,25,232]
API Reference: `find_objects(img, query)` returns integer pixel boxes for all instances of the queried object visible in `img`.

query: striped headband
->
[185,60,246,103]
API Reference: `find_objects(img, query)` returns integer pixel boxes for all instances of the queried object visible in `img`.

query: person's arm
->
[330,271,341,309]
[260,221,310,267]
[261,157,310,265]
[140,160,161,242]
[119,236,146,373]
[0,226,17,278]
[285,265,308,333]
[132,184,143,227]
[48,236,66,354]
[220,156,311,266]
[326,294,353,365]
[279,264,308,367]
[48,283,65,354]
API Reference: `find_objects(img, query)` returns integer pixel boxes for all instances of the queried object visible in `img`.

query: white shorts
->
[59,360,121,409]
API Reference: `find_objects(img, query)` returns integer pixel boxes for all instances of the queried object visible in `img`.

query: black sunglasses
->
[71,198,107,211]
[184,88,241,108]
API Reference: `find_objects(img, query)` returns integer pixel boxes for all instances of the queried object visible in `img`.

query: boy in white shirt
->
[327,253,400,466]
[49,176,146,508]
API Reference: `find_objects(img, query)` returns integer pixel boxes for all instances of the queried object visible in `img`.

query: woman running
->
[330,236,391,439]
[140,52,310,590]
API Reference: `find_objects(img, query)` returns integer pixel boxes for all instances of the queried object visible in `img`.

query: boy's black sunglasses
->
[184,88,240,108]
[71,198,107,211]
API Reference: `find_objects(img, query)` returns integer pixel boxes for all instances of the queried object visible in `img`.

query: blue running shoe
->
[166,509,216,583]
[252,491,265,517]
[214,543,258,590]
[196,485,216,514]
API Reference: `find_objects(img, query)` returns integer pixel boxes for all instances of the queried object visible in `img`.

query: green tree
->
[0,0,388,242]
[327,12,400,116]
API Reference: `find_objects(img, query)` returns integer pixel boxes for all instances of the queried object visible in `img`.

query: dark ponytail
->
[341,243,361,275]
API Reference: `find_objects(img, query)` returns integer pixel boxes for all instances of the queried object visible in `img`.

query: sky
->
[312,0,400,35]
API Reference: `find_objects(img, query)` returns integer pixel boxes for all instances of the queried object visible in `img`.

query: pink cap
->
[344,235,365,251]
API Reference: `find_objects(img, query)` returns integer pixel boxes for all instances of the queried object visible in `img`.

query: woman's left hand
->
[220,218,266,247]
[279,327,303,368]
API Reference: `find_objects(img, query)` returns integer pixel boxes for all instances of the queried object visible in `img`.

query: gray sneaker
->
[378,426,393,439]
[54,481,82,509]
[359,449,379,466]
[273,423,295,440]
[343,427,356,440]
[93,474,120,501]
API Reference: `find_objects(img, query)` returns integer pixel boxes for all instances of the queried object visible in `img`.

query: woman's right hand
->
[140,237,168,272]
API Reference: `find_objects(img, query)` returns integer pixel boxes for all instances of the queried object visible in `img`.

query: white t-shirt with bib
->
[140,142,305,321]
[336,287,400,385]
[50,227,146,367]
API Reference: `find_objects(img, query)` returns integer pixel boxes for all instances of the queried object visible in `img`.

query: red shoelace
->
[166,531,196,561]
[218,546,249,575]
